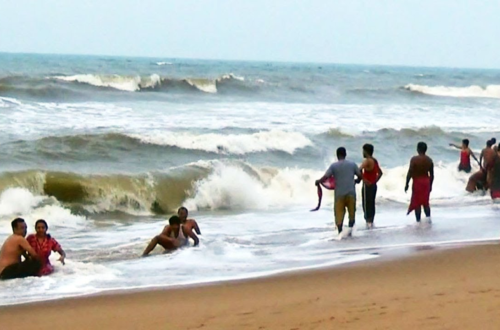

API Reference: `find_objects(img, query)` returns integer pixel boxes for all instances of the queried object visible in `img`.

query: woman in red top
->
[359,144,383,228]
[26,220,66,276]
[449,139,478,173]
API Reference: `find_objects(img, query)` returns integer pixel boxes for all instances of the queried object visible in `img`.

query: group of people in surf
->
[1,139,498,279]
[451,137,500,198]
[314,138,500,240]
[0,207,199,281]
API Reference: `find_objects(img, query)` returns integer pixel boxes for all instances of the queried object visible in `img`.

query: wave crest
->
[405,84,500,99]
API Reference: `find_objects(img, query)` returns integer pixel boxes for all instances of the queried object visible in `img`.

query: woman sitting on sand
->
[26,219,66,276]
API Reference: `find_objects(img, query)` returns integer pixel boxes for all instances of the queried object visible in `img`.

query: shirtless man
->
[405,142,434,222]
[0,218,41,280]
[177,207,201,236]
[467,139,495,192]
[490,143,500,200]
[142,215,199,256]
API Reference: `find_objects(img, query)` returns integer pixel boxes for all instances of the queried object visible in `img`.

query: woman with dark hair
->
[26,220,66,276]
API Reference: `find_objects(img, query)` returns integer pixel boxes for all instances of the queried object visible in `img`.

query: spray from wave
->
[405,84,500,99]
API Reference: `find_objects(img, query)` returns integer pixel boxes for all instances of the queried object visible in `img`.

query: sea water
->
[0,53,499,305]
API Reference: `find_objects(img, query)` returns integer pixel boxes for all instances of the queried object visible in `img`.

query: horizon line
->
[1,51,499,71]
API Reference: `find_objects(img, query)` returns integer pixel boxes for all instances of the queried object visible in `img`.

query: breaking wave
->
[405,84,500,99]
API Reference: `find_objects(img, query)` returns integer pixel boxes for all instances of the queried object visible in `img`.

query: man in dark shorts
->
[405,142,434,222]
[0,218,41,280]
[359,144,383,228]
[316,147,362,239]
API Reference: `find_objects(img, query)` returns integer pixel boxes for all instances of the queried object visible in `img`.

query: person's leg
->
[0,259,41,280]
[365,185,376,224]
[415,207,422,222]
[334,197,346,233]
[423,206,431,218]
[156,235,178,250]
[361,184,367,221]
[346,195,356,228]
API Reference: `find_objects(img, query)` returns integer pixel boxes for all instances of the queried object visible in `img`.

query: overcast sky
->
[1,0,499,68]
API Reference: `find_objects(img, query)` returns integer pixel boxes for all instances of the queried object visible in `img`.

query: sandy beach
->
[1,243,499,330]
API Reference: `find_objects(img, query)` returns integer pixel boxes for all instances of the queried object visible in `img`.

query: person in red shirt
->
[359,144,383,228]
[26,220,66,276]
[449,139,478,173]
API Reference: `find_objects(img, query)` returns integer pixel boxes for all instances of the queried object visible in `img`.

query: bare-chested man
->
[0,218,41,280]
[466,139,495,192]
[142,215,199,257]
[405,142,434,222]
[177,207,201,236]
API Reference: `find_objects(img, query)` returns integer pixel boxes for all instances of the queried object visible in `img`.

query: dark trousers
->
[362,184,377,223]
[0,259,41,280]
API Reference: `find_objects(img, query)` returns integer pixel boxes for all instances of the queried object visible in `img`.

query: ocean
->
[0,52,499,305]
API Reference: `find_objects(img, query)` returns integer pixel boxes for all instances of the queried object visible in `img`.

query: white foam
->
[52,74,161,92]
[0,188,87,233]
[406,84,500,99]
[156,62,172,66]
[129,129,312,155]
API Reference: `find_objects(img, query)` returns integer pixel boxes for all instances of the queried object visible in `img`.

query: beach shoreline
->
[2,242,500,329]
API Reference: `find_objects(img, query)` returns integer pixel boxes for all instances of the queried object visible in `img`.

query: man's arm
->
[429,160,434,192]
[190,219,201,235]
[354,164,362,183]
[405,158,414,192]
[315,165,334,186]
[185,228,199,246]
[449,143,461,150]
[480,149,484,168]
[18,237,39,259]
[160,225,170,236]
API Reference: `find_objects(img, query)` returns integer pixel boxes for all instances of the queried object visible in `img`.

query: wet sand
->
[1,243,500,330]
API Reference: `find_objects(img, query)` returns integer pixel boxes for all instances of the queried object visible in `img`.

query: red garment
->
[460,150,470,167]
[311,177,335,211]
[362,159,380,185]
[407,176,431,215]
[26,234,62,276]
[491,190,500,199]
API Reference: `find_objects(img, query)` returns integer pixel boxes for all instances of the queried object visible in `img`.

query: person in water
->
[0,218,41,280]
[316,147,362,239]
[359,144,383,228]
[26,220,66,276]
[177,207,201,236]
[142,215,199,256]
[405,142,434,222]
[490,143,500,200]
[449,139,478,173]
[467,139,495,192]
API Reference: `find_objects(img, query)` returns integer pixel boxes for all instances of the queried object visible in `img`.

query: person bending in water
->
[142,215,199,256]
[405,142,434,222]
[467,139,495,192]
[359,144,383,228]
[449,139,478,173]
[27,220,66,276]
[0,218,41,280]
[177,207,201,236]
[315,147,362,239]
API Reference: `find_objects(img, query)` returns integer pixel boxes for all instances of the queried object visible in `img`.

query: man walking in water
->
[405,142,434,222]
[316,147,362,239]
[359,144,383,228]
[0,218,41,280]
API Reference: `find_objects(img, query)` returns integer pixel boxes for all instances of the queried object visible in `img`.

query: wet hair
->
[11,218,25,231]
[336,147,347,159]
[177,207,188,216]
[417,142,427,154]
[169,215,181,226]
[35,219,48,230]
[363,144,374,156]
[491,138,497,144]
[462,139,469,147]
[487,139,493,147]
